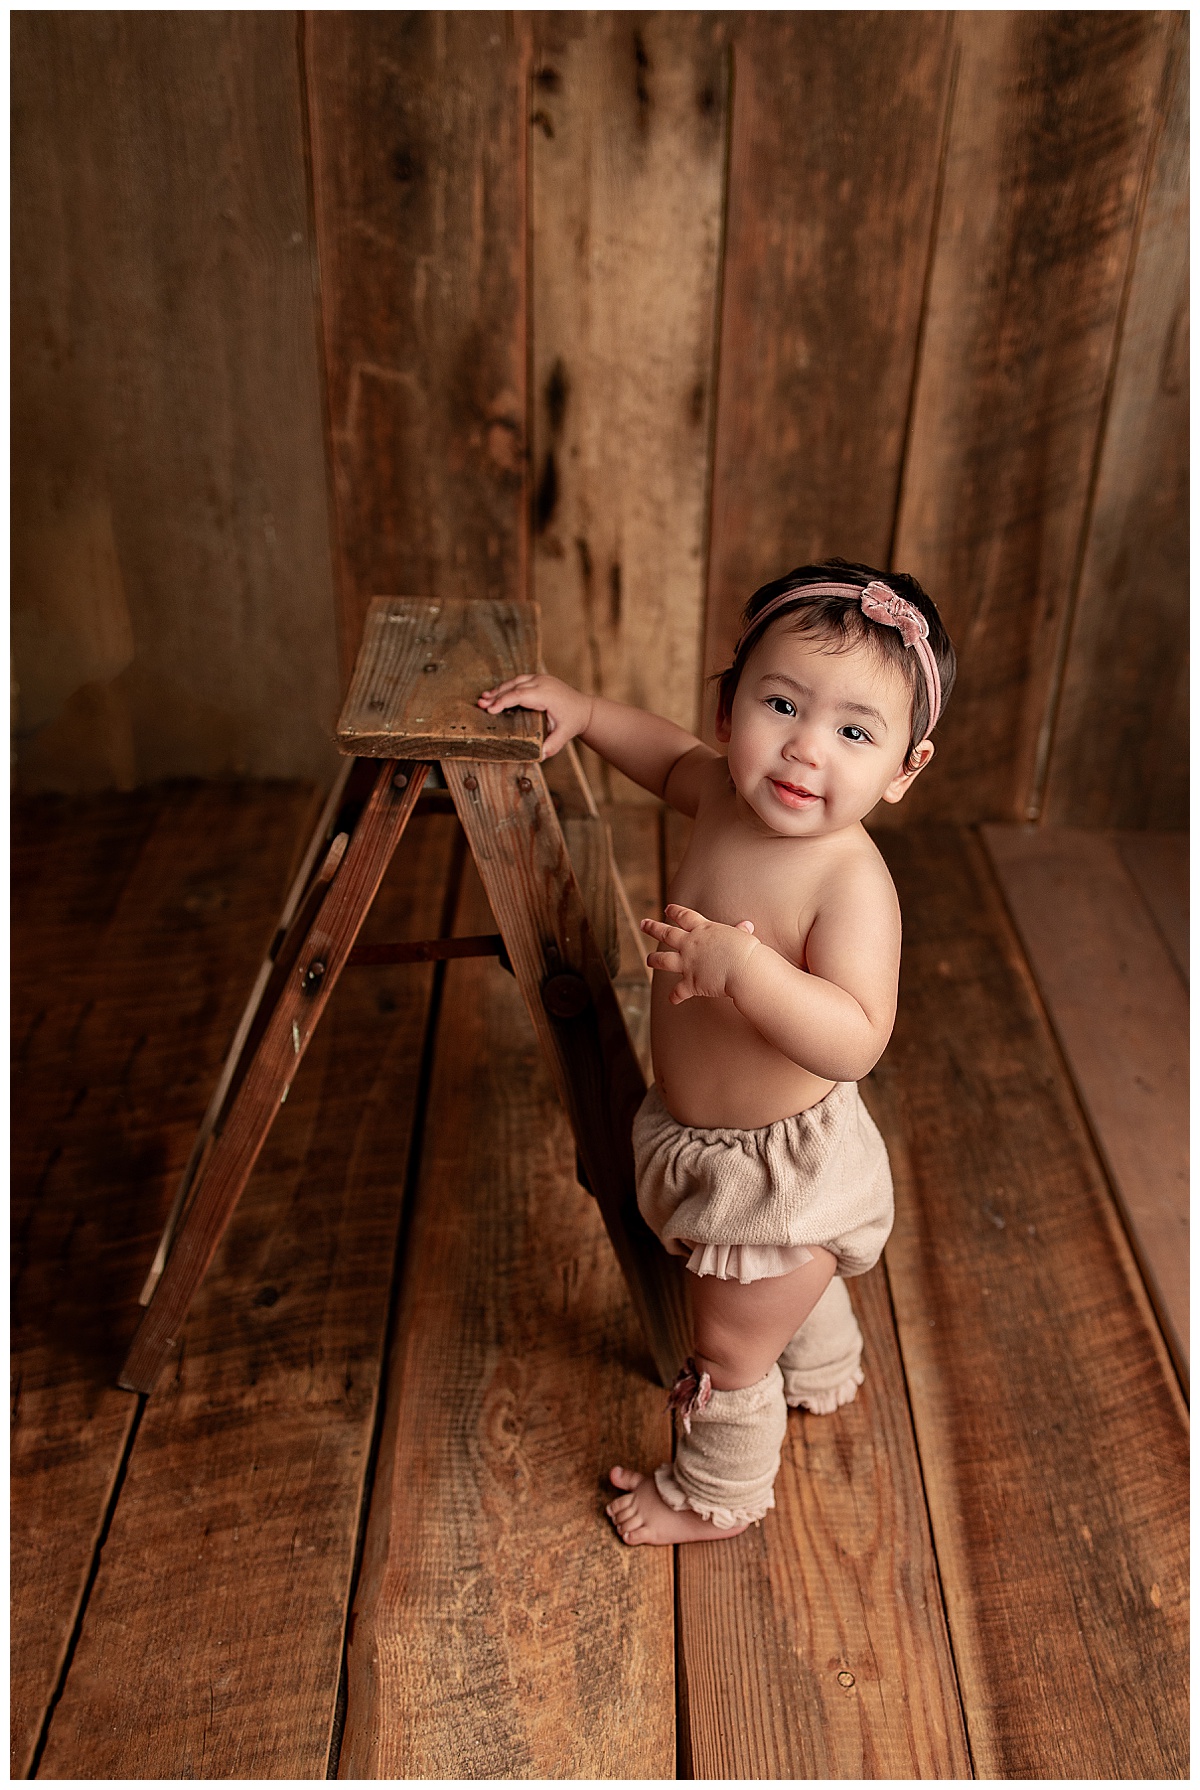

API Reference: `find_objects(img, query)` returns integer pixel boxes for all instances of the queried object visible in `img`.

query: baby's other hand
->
[640,904,759,1003]
[476,674,593,759]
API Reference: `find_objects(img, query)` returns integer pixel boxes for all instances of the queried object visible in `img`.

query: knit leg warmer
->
[654,1363,788,1529]
[777,1274,864,1413]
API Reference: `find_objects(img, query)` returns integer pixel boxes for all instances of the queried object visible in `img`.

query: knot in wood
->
[541,971,590,1019]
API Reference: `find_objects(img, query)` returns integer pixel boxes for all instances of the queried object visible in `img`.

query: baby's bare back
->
[653,763,890,1129]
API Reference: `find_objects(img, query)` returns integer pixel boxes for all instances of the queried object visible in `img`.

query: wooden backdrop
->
[12,11,1187,828]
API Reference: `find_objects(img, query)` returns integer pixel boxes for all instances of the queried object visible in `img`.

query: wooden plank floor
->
[12,789,1189,1779]
[11,784,321,1777]
[871,827,1187,1779]
[982,825,1188,1383]
[339,860,674,1778]
[37,809,461,1779]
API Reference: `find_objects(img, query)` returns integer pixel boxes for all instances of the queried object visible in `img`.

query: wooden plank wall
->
[10,14,342,793]
[1041,22,1189,829]
[888,12,1181,826]
[304,13,531,683]
[529,14,729,803]
[12,12,1186,825]
[701,13,954,730]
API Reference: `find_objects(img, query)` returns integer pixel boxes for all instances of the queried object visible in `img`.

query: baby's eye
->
[766,696,796,717]
[839,725,871,744]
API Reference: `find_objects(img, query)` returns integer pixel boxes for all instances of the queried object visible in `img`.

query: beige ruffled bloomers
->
[633,1080,893,1528]
[632,1079,893,1278]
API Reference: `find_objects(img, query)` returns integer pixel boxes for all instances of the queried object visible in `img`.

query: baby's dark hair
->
[716,558,957,766]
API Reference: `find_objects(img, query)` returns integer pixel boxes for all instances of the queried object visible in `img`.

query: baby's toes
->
[609,1465,644,1492]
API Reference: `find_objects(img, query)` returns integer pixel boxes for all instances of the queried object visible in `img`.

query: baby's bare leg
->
[691,1245,837,1389]
[607,1247,837,1546]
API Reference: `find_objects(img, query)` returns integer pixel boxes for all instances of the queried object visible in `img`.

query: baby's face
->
[718,622,931,836]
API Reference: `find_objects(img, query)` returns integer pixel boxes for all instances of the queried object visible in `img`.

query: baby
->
[478,559,956,1545]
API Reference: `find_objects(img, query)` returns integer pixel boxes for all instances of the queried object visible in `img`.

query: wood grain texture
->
[702,13,954,731]
[871,826,1188,1778]
[1042,19,1189,830]
[562,815,621,982]
[544,743,629,986]
[305,13,530,679]
[889,12,1175,825]
[982,824,1188,1383]
[1116,830,1188,987]
[678,1268,970,1779]
[11,783,321,1776]
[603,803,660,1075]
[530,12,730,800]
[337,596,544,759]
[37,808,460,1779]
[339,863,675,1779]
[10,13,341,791]
[445,760,690,1384]
[121,762,428,1394]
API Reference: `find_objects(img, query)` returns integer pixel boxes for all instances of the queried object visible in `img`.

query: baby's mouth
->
[770,778,822,809]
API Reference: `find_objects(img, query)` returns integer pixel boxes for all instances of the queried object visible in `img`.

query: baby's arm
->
[642,863,901,1083]
[478,675,716,812]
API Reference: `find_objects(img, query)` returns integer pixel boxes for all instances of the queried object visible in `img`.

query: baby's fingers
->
[645,949,685,977]
[477,675,539,709]
[663,903,707,929]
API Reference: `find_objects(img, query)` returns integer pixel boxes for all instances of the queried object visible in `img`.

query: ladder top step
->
[337,597,546,761]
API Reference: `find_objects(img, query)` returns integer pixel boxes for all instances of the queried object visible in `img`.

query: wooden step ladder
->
[119,598,689,1395]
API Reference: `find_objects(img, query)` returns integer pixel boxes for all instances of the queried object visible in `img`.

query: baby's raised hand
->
[640,904,759,1004]
[476,674,593,759]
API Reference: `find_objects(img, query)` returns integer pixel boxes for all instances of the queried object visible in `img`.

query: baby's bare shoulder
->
[810,829,899,924]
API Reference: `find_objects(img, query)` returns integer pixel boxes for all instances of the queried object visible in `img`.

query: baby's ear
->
[881,740,934,804]
[714,692,732,744]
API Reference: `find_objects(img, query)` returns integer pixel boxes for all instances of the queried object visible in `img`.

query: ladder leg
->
[444,758,689,1386]
[138,759,359,1304]
[119,760,429,1394]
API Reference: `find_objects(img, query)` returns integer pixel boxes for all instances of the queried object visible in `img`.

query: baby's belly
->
[650,976,836,1130]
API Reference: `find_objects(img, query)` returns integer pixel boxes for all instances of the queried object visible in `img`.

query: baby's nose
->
[783,723,822,765]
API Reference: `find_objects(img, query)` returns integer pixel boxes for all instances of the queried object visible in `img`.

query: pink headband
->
[734,579,942,740]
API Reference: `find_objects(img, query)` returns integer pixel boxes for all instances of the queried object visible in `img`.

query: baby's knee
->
[691,1339,769,1392]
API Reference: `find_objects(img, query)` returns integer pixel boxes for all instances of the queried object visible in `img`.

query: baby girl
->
[478,559,956,1545]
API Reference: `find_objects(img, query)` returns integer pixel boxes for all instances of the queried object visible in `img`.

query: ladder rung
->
[346,934,504,966]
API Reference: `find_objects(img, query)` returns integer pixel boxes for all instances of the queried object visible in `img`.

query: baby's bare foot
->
[605,1466,749,1546]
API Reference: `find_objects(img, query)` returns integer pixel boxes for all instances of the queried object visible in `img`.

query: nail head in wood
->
[301,959,327,993]
[541,972,591,1019]
[393,772,408,790]
[463,774,479,792]
[518,776,533,792]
